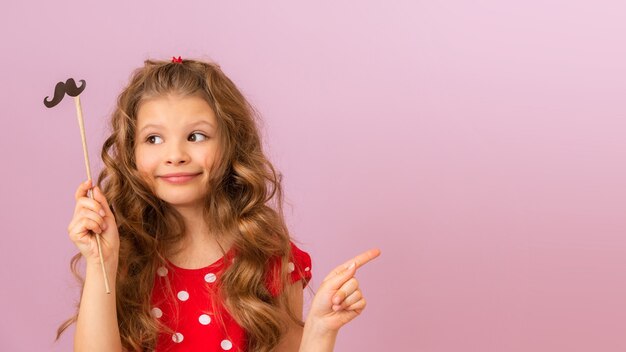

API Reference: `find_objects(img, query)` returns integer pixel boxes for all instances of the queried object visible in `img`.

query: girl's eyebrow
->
[138,120,214,134]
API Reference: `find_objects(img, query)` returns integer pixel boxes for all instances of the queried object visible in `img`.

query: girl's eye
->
[189,132,208,142]
[146,135,163,144]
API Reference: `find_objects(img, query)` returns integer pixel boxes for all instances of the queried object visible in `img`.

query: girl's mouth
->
[159,173,200,184]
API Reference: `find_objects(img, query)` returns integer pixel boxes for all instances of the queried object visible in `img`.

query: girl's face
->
[134,94,220,210]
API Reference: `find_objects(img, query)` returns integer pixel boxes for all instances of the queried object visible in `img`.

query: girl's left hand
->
[306,248,381,333]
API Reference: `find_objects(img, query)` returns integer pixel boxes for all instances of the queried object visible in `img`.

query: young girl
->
[58,57,380,352]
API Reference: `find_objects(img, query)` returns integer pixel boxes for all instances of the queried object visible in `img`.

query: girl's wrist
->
[300,318,338,352]
[303,316,338,338]
[85,255,119,276]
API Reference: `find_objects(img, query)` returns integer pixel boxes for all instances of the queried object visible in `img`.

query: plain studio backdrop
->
[1,1,625,351]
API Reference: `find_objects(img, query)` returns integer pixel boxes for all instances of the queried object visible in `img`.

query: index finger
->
[323,248,381,282]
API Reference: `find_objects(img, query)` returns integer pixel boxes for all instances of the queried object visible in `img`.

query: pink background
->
[1,1,625,351]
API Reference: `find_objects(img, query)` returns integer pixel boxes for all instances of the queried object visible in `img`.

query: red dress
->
[150,241,312,352]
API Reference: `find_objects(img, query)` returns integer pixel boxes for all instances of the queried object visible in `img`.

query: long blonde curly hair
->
[57,58,304,351]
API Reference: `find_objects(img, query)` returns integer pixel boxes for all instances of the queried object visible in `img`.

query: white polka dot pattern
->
[177,290,189,301]
[199,314,211,325]
[204,273,217,283]
[152,242,311,351]
[172,332,184,343]
[151,307,163,318]
[157,266,168,277]
[221,339,233,350]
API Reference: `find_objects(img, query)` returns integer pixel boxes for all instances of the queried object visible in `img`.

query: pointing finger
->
[323,260,358,291]
[340,248,381,271]
[323,248,381,282]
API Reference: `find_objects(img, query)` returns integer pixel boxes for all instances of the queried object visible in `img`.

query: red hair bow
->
[172,56,183,63]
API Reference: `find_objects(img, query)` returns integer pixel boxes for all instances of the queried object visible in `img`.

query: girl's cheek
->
[135,151,159,173]
[136,170,158,193]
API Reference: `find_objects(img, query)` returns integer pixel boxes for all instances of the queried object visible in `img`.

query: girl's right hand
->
[67,180,120,267]
[305,248,381,334]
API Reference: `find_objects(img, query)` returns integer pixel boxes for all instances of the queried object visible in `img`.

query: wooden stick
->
[74,95,111,294]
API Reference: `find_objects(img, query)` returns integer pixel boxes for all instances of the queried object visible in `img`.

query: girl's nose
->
[165,144,190,165]
[166,157,189,165]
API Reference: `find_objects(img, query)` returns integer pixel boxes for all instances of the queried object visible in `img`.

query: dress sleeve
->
[266,241,313,297]
[288,241,312,287]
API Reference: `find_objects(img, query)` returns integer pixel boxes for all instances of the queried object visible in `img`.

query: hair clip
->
[172,56,183,63]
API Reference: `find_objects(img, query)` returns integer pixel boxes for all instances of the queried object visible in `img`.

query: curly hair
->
[56,58,303,351]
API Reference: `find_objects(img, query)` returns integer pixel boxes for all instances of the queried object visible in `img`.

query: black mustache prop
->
[42,76,111,294]
[43,78,86,108]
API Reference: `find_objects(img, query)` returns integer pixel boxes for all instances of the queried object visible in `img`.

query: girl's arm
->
[74,259,123,352]
[299,319,338,352]
[67,181,122,351]
[275,280,338,352]
[275,281,305,352]
[298,248,381,352]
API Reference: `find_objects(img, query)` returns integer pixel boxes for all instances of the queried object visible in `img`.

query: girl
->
[58,57,380,352]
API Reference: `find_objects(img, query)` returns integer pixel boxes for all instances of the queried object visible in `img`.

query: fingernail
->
[347,262,356,270]
[99,209,106,217]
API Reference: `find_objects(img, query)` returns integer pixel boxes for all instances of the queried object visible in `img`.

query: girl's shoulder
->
[265,240,313,297]
[289,241,312,279]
